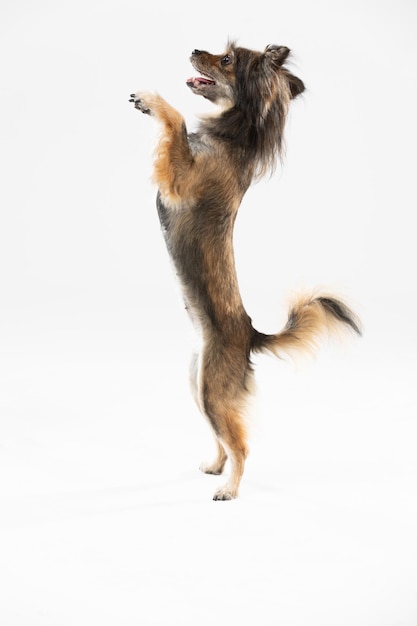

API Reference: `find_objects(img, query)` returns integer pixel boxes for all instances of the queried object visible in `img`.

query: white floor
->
[0,292,416,626]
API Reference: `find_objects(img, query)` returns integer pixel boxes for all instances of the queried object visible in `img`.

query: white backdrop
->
[1,1,416,624]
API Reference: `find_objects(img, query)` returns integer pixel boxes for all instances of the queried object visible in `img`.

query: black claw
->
[130,93,135,98]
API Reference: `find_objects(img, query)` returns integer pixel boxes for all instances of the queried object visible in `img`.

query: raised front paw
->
[129,91,153,115]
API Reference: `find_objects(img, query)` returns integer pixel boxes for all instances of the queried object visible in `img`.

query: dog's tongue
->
[187,77,215,87]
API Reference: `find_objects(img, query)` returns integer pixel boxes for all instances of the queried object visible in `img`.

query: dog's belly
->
[156,191,222,327]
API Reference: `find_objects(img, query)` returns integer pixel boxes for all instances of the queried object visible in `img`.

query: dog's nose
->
[192,49,202,56]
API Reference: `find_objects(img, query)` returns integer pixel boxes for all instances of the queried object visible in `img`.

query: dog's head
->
[188,42,305,175]
[187,42,304,107]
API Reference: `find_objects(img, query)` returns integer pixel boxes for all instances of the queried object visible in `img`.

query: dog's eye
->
[221,54,232,66]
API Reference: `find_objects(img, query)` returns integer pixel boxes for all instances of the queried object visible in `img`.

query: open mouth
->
[186,75,216,89]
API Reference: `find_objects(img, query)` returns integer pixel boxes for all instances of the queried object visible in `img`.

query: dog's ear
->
[284,71,305,99]
[264,44,290,67]
[264,45,305,99]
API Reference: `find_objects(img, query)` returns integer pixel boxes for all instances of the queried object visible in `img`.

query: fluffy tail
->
[251,293,361,359]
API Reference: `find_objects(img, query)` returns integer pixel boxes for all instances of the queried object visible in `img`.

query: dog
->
[129,42,361,500]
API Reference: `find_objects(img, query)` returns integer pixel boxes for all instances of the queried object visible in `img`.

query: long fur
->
[130,42,361,500]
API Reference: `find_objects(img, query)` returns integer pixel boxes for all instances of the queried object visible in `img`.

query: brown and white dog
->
[130,42,361,500]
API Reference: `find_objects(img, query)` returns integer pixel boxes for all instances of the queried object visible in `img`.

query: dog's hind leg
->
[190,350,229,476]
[209,407,248,501]
[200,438,228,476]
[199,348,251,500]
[199,397,248,497]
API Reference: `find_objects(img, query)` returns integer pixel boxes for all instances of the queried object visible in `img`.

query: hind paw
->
[199,461,226,476]
[213,487,237,501]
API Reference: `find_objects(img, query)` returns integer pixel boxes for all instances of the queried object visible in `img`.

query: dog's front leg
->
[130,91,194,207]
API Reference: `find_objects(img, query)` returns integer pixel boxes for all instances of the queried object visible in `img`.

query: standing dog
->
[130,42,361,500]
